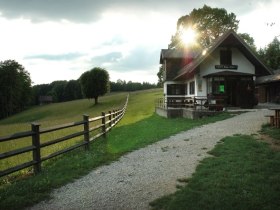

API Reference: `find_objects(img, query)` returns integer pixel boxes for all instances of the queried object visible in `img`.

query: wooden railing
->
[0,95,129,177]
[156,95,226,111]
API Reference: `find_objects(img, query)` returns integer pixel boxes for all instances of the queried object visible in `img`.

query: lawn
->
[0,88,232,209]
[150,134,280,210]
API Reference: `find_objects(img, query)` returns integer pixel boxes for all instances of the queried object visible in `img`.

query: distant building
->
[39,96,53,105]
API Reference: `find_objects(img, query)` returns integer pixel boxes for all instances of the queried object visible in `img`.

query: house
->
[156,30,272,118]
[255,70,280,103]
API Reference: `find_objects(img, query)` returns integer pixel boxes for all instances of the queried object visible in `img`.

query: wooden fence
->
[0,95,129,177]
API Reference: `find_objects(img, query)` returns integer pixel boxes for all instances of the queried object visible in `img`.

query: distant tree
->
[169,5,239,49]
[50,81,68,102]
[63,80,83,101]
[157,65,164,87]
[0,60,32,118]
[31,84,53,105]
[258,37,280,70]
[238,33,257,51]
[80,67,109,105]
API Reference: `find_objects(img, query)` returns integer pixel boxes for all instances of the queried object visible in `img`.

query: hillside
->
[0,89,162,137]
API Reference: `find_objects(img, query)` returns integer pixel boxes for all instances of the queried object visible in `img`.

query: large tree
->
[80,67,109,105]
[169,5,239,49]
[258,37,280,70]
[0,60,32,118]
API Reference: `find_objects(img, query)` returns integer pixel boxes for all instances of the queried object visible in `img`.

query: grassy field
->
[0,88,233,209]
[150,132,280,210]
[0,91,129,174]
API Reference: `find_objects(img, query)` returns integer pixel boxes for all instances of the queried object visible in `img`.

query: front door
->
[226,77,238,106]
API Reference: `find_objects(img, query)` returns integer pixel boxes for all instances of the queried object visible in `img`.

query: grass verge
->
[0,113,231,210]
[261,124,280,140]
[150,135,280,210]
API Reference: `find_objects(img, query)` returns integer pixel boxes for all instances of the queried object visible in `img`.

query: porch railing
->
[155,95,227,111]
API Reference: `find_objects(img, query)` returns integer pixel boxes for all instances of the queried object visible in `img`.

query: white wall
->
[200,47,255,77]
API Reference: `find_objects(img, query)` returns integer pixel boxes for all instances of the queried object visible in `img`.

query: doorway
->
[225,77,239,106]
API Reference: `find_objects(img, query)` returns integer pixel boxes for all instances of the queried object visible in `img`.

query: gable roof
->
[172,30,273,80]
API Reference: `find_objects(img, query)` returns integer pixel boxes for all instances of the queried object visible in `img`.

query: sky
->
[0,0,279,85]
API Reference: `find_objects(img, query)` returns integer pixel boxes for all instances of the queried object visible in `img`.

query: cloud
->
[1,0,271,22]
[90,52,123,66]
[25,52,84,61]
[112,47,160,72]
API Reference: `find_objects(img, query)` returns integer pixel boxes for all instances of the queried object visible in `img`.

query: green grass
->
[261,124,280,140]
[150,135,280,210]
[0,91,129,175]
[0,89,232,210]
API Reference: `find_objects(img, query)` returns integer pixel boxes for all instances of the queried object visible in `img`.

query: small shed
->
[39,96,53,105]
[255,70,280,103]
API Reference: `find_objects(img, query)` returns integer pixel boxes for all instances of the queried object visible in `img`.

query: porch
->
[155,96,227,119]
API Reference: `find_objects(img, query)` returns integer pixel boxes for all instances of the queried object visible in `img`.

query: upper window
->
[220,49,232,65]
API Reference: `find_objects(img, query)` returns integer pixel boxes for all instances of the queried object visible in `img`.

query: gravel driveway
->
[29,109,270,210]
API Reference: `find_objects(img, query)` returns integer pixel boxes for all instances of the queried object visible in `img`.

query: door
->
[226,77,238,106]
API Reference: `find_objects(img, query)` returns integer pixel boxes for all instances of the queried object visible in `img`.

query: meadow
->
[0,88,232,209]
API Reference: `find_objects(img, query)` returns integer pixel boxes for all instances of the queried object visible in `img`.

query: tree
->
[0,60,32,118]
[80,67,109,105]
[157,65,164,87]
[258,37,280,70]
[63,80,83,101]
[50,80,67,102]
[169,5,239,49]
[238,33,257,51]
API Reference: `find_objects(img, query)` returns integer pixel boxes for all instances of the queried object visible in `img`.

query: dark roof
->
[255,71,280,85]
[203,71,255,77]
[170,30,273,80]
[159,49,200,64]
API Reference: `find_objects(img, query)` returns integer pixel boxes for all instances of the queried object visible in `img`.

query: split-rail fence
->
[0,95,129,177]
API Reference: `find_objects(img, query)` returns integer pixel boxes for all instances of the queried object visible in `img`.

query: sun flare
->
[180,27,197,46]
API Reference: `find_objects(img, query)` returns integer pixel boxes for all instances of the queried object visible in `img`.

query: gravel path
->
[29,109,271,210]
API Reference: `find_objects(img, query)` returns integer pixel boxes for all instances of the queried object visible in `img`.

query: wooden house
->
[156,30,272,118]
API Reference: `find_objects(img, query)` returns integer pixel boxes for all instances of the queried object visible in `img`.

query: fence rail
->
[0,95,129,177]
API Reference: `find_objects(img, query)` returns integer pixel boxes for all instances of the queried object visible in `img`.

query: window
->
[167,84,186,95]
[220,49,232,65]
[189,81,195,95]
[208,77,225,94]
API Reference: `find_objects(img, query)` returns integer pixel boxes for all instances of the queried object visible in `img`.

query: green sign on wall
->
[219,85,225,93]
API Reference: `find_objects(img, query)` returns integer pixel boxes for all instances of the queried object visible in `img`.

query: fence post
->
[31,123,41,174]
[109,111,112,128]
[102,112,106,138]
[112,110,115,125]
[83,115,90,150]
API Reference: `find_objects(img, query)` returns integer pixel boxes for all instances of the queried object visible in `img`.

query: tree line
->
[0,60,157,119]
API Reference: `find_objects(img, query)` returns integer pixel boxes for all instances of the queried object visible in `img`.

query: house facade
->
[157,30,272,118]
